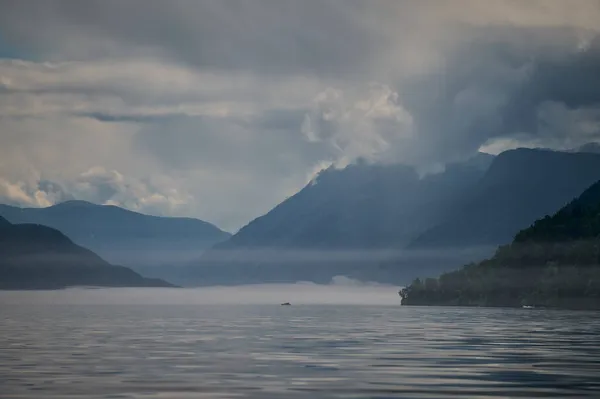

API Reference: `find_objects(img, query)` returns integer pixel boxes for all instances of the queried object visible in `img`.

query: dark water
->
[1,288,600,398]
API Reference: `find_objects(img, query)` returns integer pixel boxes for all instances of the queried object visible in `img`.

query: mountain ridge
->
[182,155,495,285]
[0,201,231,269]
[401,178,600,309]
[0,218,175,290]
[408,148,600,249]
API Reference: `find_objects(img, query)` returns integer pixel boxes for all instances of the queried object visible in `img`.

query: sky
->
[0,0,600,232]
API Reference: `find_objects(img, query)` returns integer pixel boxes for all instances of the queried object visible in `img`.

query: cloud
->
[0,166,194,218]
[0,58,328,229]
[301,83,413,166]
[73,167,193,216]
[2,1,599,75]
[455,34,600,154]
[394,26,600,164]
[0,178,55,207]
[0,0,385,76]
[1,1,600,229]
[0,164,75,208]
[0,58,323,119]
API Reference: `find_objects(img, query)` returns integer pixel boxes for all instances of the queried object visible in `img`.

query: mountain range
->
[219,154,493,250]
[180,153,495,285]
[0,216,173,289]
[0,200,230,273]
[182,148,600,285]
[409,148,600,249]
[4,146,600,288]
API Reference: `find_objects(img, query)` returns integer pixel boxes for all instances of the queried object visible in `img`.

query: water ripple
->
[1,297,600,398]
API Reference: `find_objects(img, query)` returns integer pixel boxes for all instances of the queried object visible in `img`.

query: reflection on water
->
[1,288,600,398]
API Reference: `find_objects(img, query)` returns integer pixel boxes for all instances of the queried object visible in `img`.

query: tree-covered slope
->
[401,180,600,309]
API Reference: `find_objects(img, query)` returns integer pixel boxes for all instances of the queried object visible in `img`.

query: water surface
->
[1,287,599,398]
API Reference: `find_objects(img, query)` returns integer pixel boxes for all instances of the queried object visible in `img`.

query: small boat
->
[281,302,291,306]
[522,305,534,309]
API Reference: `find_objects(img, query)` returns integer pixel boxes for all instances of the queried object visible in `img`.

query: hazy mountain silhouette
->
[0,201,230,270]
[409,148,600,249]
[182,154,494,285]
[218,155,492,250]
[0,216,174,289]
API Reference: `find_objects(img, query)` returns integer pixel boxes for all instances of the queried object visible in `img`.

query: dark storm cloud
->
[502,35,600,132]
[2,1,599,162]
[394,26,600,163]
[0,0,385,77]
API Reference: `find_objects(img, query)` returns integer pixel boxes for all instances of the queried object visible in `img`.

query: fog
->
[0,279,401,306]
[194,247,494,263]
[131,246,496,287]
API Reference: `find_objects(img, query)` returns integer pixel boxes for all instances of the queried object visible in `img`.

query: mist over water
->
[0,281,401,306]
[132,247,497,287]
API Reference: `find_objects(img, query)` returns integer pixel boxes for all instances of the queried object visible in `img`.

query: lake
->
[1,286,599,398]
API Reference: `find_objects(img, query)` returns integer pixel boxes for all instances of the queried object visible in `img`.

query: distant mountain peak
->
[52,200,97,208]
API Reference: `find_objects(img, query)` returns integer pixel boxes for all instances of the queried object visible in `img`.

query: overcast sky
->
[1,0,599,231]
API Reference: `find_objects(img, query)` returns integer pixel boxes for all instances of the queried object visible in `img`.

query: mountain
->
[400,179,600,309]
[0,201,231,271]
[574,142,600,154]
[182,155,495,285]
[0,217,174,289]
[409,148,600,249]
[219,156,492,250]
